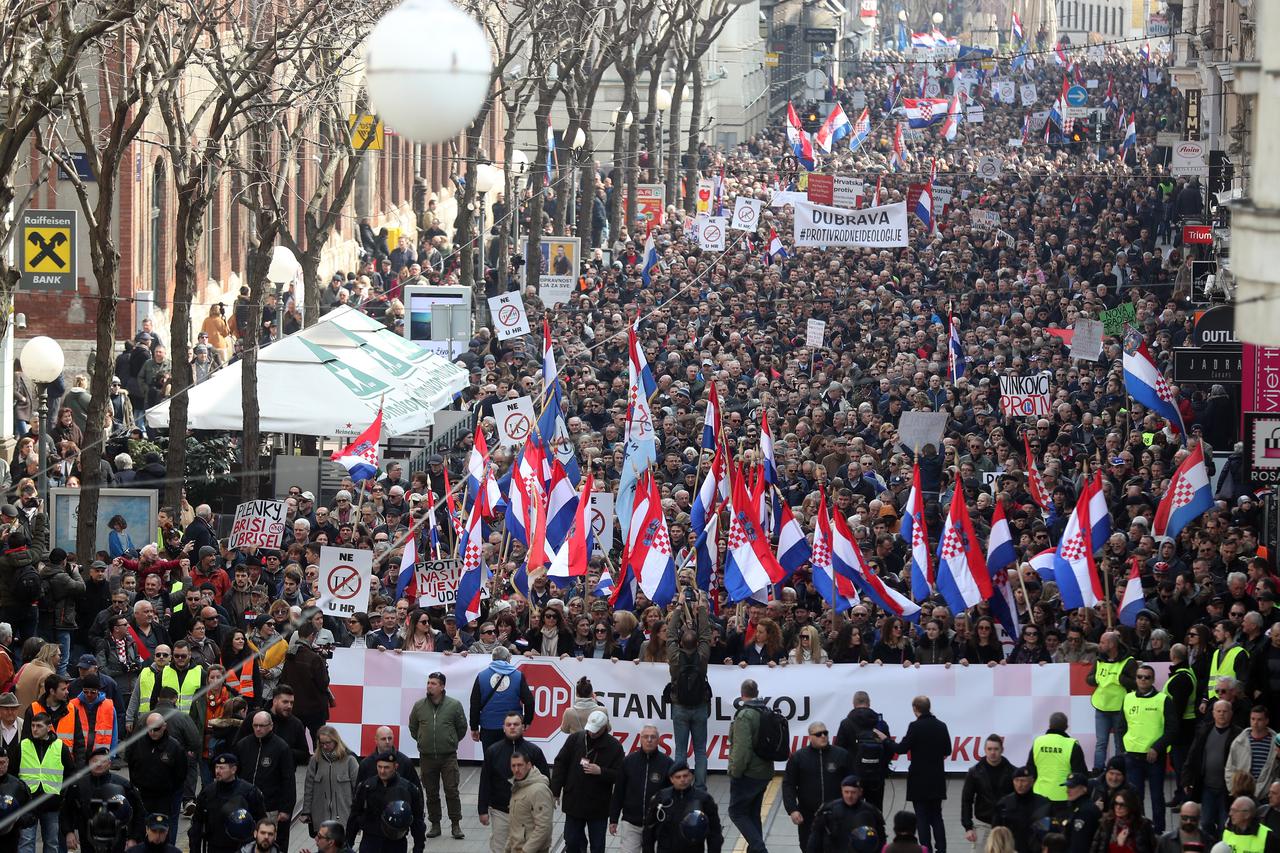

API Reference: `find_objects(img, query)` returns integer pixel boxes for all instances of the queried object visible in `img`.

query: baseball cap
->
[77,654,98,670]
[300,491,315,501]
[584,710,610,734]
[1063,772,1090,788]
[841,775,863,788]
[145,814,170,832]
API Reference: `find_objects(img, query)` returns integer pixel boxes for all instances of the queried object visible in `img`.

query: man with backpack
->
[835,692,891,812]
[728,679,784,853]
[665,585,711,790]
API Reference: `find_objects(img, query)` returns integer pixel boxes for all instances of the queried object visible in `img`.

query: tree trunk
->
[664,70,686,207]
[552,121,574,238]
[625,106,641,237]
[240,230,270,503]
[497,116,517,289]
[576,109,595,250]
[643,73,660,184]
[165,187,208,513]
[683,61,704,215]
[454,133,480,290]
[525,96,554,293]
[299,252,321,320]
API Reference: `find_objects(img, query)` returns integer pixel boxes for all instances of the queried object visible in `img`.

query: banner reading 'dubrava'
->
[793,200,908,248]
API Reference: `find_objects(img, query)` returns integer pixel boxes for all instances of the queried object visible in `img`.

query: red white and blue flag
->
[934,475,993,615]
[940,95,962,141]
[831,509,920,621]
[767,228,788,262]
[891,123,907,172]
[903,98,949,128]
[948,313,964,383]
[723,466,786,602]
[330,409,383,483]
[786,102,817,171]
[1122,327,1187,439]
[465,422,503,518]
[1153,443,1214,540]
[901,463,932,602]
[986,501,1021,637]
[810,489,859,610]
[1054,474,1104,610]
[395,518,419,600]
[547,473,595,578]
[624,470,677,607]
[815,104,855,154]
[1011,11,1023,44]
[454,500,488,626]
[1118,558,1146,627]
[776,498,812,576]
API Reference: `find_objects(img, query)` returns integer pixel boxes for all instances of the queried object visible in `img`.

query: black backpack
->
[749,704,791,762]
[672,652,709,707]
[14,562,41,603]
[851,726,886,780]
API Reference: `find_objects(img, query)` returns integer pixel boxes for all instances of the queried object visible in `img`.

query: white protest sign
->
[970,209,1002,231]
[415,558,492,608]
[1031,110,1050,130]
[1020,83,1038,106]
[487,292,530,341]
[1070,318,1104,362]
[769,191,809,208]
[966,105,985,124]
[995,81,1015,103]
[589,491,615,556]
[317,546,373,616]
[897,411,949,452]
[793,200,908,248]
[975,155,1002,181]
[1089,45,1105,62]
[698,216,727,251]
[494,396,536,447]
[980,468,1004,494]
[924,79,941,98]
[850,90,867,110]
[1086,79,1099,89]
[228,500,287,550]
[730,198,763,231]
[999,373,1052,417]
[933,185,954,207]
[833,176,864,208]
[806,318,827,348]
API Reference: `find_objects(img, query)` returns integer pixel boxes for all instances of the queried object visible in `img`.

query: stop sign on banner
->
[487,292,530,341]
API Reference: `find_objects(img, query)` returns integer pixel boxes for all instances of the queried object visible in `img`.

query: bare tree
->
[46,2,200,561]
[0,0,137,346]
[680,0,741,213]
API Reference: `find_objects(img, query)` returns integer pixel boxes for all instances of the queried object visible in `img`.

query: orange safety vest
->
[69,698,115,752]
[223,659,256,700]
[31,701,76,752]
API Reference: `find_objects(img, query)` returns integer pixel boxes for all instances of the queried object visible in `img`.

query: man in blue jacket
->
[468,647,533,753]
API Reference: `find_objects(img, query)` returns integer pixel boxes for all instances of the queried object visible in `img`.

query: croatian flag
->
[811,489,859,610]
[911,31,936,49]
[1153,443,1214,540]
[1054,477,1103,610]
[831,510,920,622]
[330,409,383,483]
[1030,548,1057,581]
[701,380,721,453]
[723,468,786,602]
[591,565,614,598]
[903,98,949,128]
[776,499,812,576]
[1103,76,1118,111]
[539,321,581,484]
[618,317,659,537]
[948,314,964,383]
[846,108,871,153]
[934,476,993,616]
[1122,328,1187,439]
[940,95,961,141]
[395,518,419,600]
[690,441,728,591]
[1139,41,1151,62]
[1024,432,1053,515]
[1048,76,1068,130]
[547,473,595,578]
[1118,558,1146,627]
[915,181,934,233]
[1053,43,1069,67]
[815,104,855,154]
[1087,471,1112,564]
[454,503,488,626]
[767,228,788,261]
[465,423,503,518]
[931,27,957,48]
[891,123,907,172]
[786,102,817,171]
[640,231,661,286]
[506,436,546,546]
[545,461,580,551]
[1011,11,1023,44]
[1020,112,1032,143]
[1120,112,1137,159]
[608,559,638,613]
[986,502,1021,637]
[625,470,677,607]
[900,463,931,602]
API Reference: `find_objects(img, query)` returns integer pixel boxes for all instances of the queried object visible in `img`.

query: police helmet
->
[382,801,412,840]
[225,808,256,843]
[851,825,880,853]
[680,810,709,841]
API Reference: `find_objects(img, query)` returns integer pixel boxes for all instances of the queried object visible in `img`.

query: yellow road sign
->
[348,114,385,151]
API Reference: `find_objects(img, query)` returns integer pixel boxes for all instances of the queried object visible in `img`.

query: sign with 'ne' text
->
[317,546,373,616]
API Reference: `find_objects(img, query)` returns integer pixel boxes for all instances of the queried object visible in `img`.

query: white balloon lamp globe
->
[655,88,673,111]
[267,246,300,283]
[20,336,64,384]
[365,0,492,144]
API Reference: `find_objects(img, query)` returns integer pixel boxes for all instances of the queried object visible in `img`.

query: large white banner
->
[793,200,908,248]
[327,649,1132,771]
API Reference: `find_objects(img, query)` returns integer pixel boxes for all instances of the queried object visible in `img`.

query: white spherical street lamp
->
[510,149,530,177]
[20,336,64,384]
[474,163,501,195]
[654,88,673,112]
[365,0,492,144]
[932,11,944,24]
[267,246,300,284]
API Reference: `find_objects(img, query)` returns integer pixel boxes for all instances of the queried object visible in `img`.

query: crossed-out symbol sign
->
[738,206,756,225]
[326,565,362,599]
[497,305,522,327]
[703,224,722,244]
[590,509,607,537]
[504,411,531,441]
[25,228,69,272]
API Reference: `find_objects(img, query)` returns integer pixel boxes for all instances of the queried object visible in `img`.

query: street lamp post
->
[654,89,672,181]
[510,150,530,260]
[568,128,585,230]
[474,163,500,289]
[20,336,64,504]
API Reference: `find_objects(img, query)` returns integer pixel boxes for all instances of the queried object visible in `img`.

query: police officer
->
[234,713,295,850]
[1058,774,1101,853]
[1087,632,1137,772]
[609,725,672,853]
[784,722,853,852]
[123,815,180,853]
[1117,664,1178,833]
[0,751,30,853]
[1027,712,1087,805]
[346,753,424,853]
[642,761,722,853]
[125,714,187,835]
[189,754,267,853]
[992,768,1051,853]
[63,746,145,853]
[805,776,885,853]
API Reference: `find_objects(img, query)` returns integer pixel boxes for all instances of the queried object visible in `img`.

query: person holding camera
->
[36,550,84,677]
[665,576,711,791]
